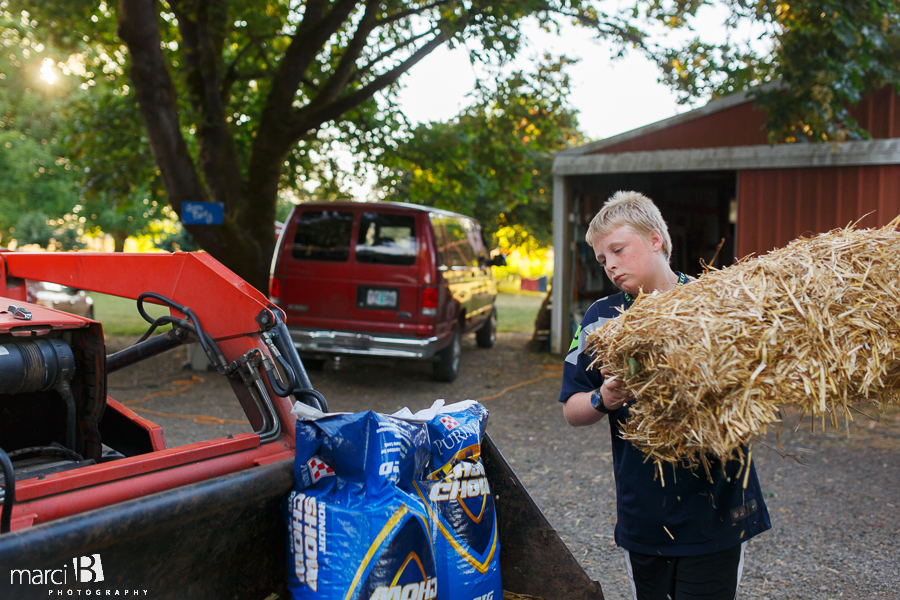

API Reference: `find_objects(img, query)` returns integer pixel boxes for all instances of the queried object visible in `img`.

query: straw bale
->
[585,218,900,471]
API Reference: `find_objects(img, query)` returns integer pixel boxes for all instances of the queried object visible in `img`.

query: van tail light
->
[421,286,438,316]
[269,276,281,305]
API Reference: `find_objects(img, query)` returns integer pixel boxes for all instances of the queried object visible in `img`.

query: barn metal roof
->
[554,82,900,174]
[553,138,900,175]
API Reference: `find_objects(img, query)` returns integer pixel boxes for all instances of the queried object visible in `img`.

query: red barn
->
[550,86,900,354]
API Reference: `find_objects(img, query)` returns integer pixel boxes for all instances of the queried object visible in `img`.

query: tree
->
[0,131,76,246]
[376,56,583,245]
[69,82,169,252]
[14,0,649,292]
[657,0,900,142]
[12,211,56,247]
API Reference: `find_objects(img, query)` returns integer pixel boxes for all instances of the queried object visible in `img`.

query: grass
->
[89,293,170,337]
[90,290,547,336]
[495,291,545,334]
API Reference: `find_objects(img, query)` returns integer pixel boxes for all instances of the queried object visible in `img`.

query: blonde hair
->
[585,191,672,262]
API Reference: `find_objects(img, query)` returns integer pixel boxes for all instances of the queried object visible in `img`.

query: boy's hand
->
[600,367,632,410]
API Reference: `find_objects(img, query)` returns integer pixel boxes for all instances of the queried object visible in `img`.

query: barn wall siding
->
[736,165,900,258]
[851,86,900,139]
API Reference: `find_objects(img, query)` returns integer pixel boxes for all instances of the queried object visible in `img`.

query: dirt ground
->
[107,332,900,600]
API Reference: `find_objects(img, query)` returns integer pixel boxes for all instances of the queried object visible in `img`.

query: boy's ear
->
[649,229,664,253]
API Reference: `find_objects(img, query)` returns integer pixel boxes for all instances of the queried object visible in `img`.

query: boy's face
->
[592,225,665,295]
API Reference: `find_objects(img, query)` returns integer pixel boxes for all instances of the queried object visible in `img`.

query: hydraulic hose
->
[260,332,295,397]
[259,332,328,413]
[269,312,328,412]
[272,354,296,394]
[292,389,329,413]
[136,293,228,373]
[270,314,313,389]
[132,292,329,414]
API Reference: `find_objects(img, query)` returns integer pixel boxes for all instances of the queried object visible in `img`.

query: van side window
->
[355,212,417,266]
[444,219,478,268]
[429,214,448,268]
[292,210,354,261]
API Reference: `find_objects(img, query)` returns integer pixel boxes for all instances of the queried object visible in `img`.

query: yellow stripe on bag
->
[413,482,498,574]
[344,505,409,600]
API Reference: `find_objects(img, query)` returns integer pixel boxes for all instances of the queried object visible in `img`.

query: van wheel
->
[476,308,497,348]
[433,326,461,382]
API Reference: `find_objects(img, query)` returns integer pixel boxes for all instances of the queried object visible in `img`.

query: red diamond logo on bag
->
[307,456,335,482]
[440,415,459,431]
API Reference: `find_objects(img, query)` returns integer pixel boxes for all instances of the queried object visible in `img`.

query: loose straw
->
[586,217,900,471]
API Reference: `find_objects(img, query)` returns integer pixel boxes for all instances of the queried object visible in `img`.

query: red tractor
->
[0,251,601,600]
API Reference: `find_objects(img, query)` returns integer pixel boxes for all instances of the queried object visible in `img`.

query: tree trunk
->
[115,0,451,295]
[113,230,129,253]
[117,0,273,293]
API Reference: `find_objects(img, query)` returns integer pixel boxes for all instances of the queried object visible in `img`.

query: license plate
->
[365,289,397,308]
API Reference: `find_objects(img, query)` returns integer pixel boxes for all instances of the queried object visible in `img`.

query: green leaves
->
[5,0,892,285]
[13,211,56,247]
[760,0,900,141]
[0,131,78,246]
[0,7,166,250]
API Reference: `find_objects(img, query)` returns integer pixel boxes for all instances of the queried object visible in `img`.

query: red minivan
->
[269,201,505,381]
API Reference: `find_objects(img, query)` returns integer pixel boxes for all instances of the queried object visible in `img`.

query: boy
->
[559,191,770,600]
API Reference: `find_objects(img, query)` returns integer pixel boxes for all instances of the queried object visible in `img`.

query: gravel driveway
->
[108,332,900,600]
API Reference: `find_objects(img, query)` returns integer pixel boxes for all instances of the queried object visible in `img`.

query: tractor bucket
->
[0,435,602,600]
[483,433,605,600]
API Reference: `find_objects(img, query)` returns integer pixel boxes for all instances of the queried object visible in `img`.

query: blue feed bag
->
[283,402,501,600]
[418,403,502,600]
[284,410,436,600]
[285,488,437,600]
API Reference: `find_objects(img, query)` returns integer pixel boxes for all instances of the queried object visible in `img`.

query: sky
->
[395,23,688,143]
[344,4,770,198]
[394,4,766,143]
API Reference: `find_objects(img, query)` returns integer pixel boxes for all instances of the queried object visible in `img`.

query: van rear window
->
[356,212,417,266]
[292,210,354,261]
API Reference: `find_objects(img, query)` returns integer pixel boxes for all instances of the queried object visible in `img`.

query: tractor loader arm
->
[0,251,273,341]
[0,251,326,536]
[0,250,325,423]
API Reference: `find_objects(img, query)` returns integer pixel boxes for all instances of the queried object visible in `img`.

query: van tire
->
[476,308,497,348]
[433,326,461,382]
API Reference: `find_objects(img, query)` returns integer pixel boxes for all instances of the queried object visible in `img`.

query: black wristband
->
[590,389,613,414]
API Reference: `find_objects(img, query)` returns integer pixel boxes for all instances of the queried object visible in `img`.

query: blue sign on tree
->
[182,202,224,225]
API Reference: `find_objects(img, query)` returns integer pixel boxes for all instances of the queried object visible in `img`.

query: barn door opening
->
[569,170,736,321]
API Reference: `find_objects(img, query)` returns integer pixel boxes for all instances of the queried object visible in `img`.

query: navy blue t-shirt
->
[559,281,771,556]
